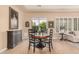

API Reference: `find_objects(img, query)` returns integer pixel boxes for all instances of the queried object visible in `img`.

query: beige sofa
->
[66,31,79,42]
[53,30,79,42]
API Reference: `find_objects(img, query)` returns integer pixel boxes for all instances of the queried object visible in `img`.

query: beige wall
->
[0,5,25,51]
[0,6,9,50]
[22,12,79,39]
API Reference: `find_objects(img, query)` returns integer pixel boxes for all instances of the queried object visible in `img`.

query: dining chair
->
[44,29,53,52]
[28,29,39,53]
[50,29,53,49]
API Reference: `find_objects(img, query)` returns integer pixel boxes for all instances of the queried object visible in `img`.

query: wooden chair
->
[28,29,39,53]
[44,29,53,52]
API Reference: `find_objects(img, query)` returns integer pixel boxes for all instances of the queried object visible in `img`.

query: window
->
[31,17,47,32]
[60,18,63,31]
[64,18,67,31]
[74,18,77,31]
[55,17,79,32]
[56,18,59,32]
[68,18,72,31]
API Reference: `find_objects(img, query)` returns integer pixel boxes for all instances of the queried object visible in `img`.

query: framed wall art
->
[48,21,54,28]
[9,7,19,29]
[25,21,29,27]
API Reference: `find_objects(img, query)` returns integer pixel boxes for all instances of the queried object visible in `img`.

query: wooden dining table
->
[32,33,49,49]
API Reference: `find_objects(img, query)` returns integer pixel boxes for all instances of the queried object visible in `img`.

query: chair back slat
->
[49,29,53,41]
[28,29,34,41]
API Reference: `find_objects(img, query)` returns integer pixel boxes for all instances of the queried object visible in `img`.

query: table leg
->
[60,34,63,40]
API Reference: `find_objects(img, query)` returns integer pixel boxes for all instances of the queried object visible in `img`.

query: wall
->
[0,5,9,50]
[22,12,79,39]
[23,12,79,28]
[0,5,25,51]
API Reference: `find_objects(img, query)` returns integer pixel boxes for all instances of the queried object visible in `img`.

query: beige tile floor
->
[2,39,79,54]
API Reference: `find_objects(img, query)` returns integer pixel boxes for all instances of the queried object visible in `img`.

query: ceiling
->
[18,5,79,12]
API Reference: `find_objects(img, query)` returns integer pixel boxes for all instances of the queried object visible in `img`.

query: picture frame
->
[25,21,29,27]
[9,7,19,29]
[48,21,54,28]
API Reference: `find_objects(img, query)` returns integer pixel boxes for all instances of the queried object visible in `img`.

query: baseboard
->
[0,48,7,53]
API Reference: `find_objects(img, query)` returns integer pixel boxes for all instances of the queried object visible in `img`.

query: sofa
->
[65,31,79,42]
[53,30,79,42]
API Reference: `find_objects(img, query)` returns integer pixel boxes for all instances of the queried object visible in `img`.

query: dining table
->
[32,33,49,49]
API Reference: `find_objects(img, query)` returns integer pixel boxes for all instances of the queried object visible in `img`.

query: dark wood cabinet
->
[7,30,22,49]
